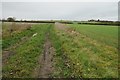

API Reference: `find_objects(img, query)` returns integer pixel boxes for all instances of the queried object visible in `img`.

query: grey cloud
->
[2,2,118,21]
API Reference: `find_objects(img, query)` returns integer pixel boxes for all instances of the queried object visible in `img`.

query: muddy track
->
[34,32,54,78]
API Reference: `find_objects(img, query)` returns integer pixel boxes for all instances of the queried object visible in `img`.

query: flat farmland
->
[2,22,118,78]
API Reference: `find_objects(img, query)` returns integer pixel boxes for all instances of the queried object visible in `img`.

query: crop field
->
[2,22,118,78]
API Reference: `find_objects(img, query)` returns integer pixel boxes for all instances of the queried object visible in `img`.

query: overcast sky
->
[1,2,118,21]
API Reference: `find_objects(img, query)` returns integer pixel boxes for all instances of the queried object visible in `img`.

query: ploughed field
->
[2,22,118,78]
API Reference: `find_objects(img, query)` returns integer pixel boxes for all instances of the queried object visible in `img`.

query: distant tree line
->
[1,17,120,26]
[78,21,120,26]
[1,17,55,23]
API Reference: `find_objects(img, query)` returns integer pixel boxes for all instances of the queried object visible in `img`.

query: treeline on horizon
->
[1,17,120,26]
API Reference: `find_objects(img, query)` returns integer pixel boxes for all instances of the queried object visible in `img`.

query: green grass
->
[2,22,32,49]
[2,24,51,78]
[2,23,118,78]
[68,24,118,48]
[54,24,118,78]
[2,29,34,49]
[49,25,73,78]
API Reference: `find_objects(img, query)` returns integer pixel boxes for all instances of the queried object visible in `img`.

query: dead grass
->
[2,22,32,39]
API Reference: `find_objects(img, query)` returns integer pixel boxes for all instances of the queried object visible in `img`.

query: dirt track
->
[38,33,54,78]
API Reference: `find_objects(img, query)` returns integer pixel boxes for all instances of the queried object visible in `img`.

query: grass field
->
[53,23,118,78]
[2,22,118,78]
